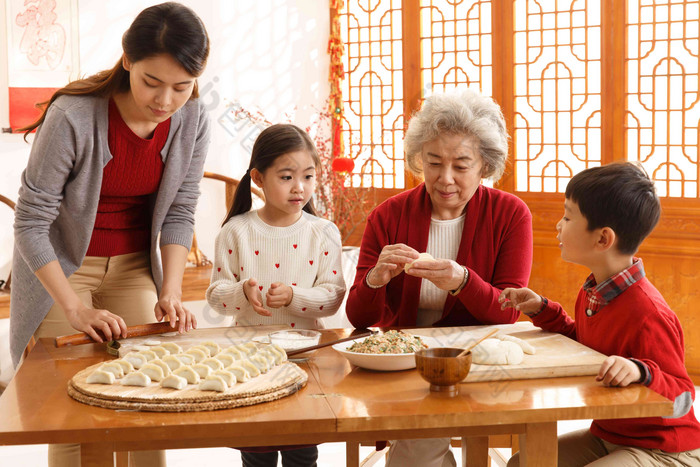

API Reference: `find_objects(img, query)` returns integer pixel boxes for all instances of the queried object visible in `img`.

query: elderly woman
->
[345,89,533,467]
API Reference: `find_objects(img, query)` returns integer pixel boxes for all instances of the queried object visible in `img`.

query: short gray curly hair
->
[404,89,509,181]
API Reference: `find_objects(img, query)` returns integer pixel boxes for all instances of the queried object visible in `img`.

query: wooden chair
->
[182,172,264,302]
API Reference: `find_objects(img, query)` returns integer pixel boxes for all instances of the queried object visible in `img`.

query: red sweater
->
[346,184,533,328]
[86,99,169,256]
[533,278,700,452]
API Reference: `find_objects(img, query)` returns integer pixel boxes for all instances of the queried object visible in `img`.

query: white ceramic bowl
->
[333,336,437,371]
[269,329,321,358]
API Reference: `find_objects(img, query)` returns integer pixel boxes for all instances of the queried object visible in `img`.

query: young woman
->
[11,3,210,465]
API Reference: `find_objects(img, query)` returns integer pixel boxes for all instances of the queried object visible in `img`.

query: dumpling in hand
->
[173,366,200,384]
[87,370,115,385]
[121,371,151,387]
[161,374,188,390]
[404,252,435,272]
[141,363,165,382]
[198,375,227,392]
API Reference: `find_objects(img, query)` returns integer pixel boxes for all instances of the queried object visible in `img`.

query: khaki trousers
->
[34,252,165,467]
[507,428,700,466]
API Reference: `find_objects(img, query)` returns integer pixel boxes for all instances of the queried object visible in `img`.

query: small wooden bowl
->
[415,348,472,395]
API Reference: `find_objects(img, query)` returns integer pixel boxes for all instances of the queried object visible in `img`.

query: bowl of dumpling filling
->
[332,330,431,371]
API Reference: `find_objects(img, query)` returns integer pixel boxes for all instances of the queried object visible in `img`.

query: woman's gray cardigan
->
[10,95,211,366]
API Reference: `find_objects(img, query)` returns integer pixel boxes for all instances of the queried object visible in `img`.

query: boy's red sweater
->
[533,277,700,452]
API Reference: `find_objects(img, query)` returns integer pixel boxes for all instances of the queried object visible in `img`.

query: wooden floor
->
[182,265,213,302]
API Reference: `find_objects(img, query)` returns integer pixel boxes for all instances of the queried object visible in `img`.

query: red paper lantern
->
[332,157,355,173]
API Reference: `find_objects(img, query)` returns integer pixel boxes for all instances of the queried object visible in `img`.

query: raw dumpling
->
[404,252,435,272]
[144,339,161,346]
[124,352,147,369]
[121,371,151,387]
[201,341,221,356]
[221,347,246,361]
[239,359,261,378]
[150,359,171,377]
[213,370,236,387]
[184,348,207,363]
[160,342,182,354]
[141,363,165,382]
[192,363,212,379]
[87,370,115,385]
[201,357,223,371]
[161,374,188,390]
[198,375,227,392]
[214,354,235,368]
[163,355,184,371]
[472,339,524,365]
[175,353,196,365]
[188,345,211,357]
[137,350,158,362]
[227,364,251,383]
[112,359,134,374]
[498,334,536,355]
[249,354,270,373]
[237,342,258,356]
[150,346,170,359]
[265,344,287,364]
[257,348,278,366]
[99,362,124,378]
[173,366,200,384]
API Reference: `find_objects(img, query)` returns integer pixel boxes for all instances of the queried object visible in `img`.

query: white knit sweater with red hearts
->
[206,210,346,329]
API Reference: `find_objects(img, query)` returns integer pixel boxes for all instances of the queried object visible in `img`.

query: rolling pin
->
[55,321,178,347]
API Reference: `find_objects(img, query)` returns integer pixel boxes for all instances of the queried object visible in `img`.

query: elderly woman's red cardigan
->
[346,183,533,328]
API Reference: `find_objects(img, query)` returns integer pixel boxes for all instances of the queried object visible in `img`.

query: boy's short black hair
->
[565,162,661,255]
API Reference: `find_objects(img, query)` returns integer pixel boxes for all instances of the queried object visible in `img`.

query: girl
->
[206,123,346,467]
[11,3,209,466]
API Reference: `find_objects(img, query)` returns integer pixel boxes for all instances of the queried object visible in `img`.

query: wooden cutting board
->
[410,322,608,382]
[116,325,290,357]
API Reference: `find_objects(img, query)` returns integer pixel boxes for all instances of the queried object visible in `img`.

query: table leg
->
[80,442,114,467]
[346,441,360,467]
[463,436,489,467]
[519,422,557,467]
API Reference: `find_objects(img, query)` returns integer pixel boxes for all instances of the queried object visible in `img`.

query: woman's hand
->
[154,290,197,333]
[367,243,420,287]
[243,278,271,316]
[405,258,465,291]
[596,356,642,387]
[498,287,542,316]
[64,304,128,343]
[266,282,293,308]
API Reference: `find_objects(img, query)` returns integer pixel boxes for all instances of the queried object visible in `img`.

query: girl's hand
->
[367,243,420,287]
[405,258,464,291]
[243,278,271,316]
[498,287,542,316]
[64,304,128,343]
[597,356,642,387]
[266,282,293,308]
[155,291,197,333]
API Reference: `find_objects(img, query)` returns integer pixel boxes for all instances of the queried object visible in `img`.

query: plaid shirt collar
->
[582,258,645,317]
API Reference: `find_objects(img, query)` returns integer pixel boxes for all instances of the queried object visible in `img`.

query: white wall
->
[0,0,330,277]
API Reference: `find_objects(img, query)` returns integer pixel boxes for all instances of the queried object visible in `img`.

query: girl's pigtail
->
[222,171,253,226]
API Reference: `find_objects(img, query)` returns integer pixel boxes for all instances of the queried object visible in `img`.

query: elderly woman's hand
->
[367,243,420,288]
[405,258,465,291]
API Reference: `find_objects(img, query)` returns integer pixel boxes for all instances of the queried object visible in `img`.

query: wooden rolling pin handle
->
[54,321,177,347]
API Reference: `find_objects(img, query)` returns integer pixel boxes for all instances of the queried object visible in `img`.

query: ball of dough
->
[404,252,435,273]
[471,339,524,365]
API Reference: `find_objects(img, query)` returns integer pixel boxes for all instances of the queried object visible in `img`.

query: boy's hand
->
[266,282,293,308]
[597,356,641,387]
[498,287,542,316]
[243,278,271,317]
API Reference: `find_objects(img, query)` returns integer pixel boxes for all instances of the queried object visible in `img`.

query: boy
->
[499,162,700,466]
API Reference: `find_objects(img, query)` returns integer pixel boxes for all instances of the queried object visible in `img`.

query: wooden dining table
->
[0,326,674,467]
